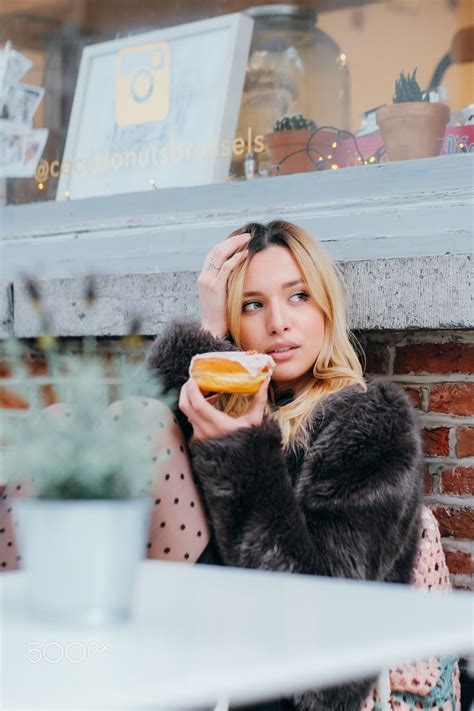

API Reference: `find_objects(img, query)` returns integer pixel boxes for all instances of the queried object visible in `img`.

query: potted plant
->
[265,114,336,175]
[376,68,450,161]
[2,279,169,626]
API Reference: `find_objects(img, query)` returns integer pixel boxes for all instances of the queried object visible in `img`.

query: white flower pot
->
[12,497,152,626]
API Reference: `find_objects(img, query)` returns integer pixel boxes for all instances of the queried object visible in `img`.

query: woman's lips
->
[269,346,300,362]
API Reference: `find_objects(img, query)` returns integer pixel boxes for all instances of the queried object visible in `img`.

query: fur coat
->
[146,318,425,711]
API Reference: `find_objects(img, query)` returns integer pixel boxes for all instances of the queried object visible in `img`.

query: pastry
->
[189,350,275,395]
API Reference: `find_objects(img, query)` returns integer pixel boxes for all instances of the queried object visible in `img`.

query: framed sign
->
[57,12,254,200]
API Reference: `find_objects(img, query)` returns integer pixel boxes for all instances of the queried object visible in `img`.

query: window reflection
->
[0,0,472,206]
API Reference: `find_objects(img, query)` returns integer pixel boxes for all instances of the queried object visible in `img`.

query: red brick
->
[444,550,472,575]
[459,345,474,372]
[39,384,58,407]
[432,506,474,538]
[401,386,423,409]
[0,361,12,378]
[0,386,29,410]
[456,427,474,458]
[394,343,474,375]
[422,427,450,457]
[423,466,432,494]
[440,466,474,495]
[429,383,474,416]
[363,345,389,375]
[23,357,48,377]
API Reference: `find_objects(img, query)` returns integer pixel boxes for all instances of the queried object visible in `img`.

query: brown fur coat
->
[146,319,424,711]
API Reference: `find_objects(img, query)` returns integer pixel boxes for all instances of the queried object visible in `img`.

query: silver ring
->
[207,258,220,271]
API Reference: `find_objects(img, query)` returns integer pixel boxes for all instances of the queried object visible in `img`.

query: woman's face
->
[239,245,325,391]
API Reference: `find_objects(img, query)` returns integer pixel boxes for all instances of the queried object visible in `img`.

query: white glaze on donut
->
[189,351,276,378]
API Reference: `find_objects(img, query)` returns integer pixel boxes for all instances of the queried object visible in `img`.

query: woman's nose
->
[267,303,290,334]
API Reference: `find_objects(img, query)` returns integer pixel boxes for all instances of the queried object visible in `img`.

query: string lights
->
[272,125,386,175]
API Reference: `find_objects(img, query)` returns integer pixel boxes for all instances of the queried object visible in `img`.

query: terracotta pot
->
[265,129,335,175]
[376,102,450,162]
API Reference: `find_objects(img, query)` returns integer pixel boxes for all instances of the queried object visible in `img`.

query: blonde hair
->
[216,221,367,453]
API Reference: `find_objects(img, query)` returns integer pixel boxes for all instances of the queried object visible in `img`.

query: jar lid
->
[245,4,317,22]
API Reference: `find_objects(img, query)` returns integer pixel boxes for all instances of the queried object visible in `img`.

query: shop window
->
[0,0,472,206]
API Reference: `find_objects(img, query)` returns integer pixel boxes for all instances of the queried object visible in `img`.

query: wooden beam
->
[0,0,71,18]
[1,0,381,38]
[0,0,381,69]
[83,0,381,34]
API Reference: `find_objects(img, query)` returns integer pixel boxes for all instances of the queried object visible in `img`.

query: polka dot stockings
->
[106,398,210,563]
[0,398,210,571]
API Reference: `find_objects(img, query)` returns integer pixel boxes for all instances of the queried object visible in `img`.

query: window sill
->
[0,153,472,337]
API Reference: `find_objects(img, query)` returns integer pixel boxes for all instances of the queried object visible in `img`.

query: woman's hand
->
[198,232,251,339]
[179,377,270,441]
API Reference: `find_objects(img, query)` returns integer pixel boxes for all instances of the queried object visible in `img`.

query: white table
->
[1,560,472,710]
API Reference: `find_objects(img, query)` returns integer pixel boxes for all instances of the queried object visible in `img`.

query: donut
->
[189,350,276,395]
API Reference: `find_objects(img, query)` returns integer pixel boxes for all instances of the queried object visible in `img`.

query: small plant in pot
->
[376,68,450,161]
[265,114,335,175]
[2,280,170,626]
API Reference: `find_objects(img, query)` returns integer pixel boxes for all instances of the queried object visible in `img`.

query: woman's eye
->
[242,301,261,312]
[290,291,310,302]
[242,292,309,312]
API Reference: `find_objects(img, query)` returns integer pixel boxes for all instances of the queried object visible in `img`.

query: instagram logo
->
[116,42,170,126]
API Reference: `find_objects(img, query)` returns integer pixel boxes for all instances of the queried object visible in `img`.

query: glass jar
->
[233,4,350,177]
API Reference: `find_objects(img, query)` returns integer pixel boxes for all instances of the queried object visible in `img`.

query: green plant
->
[272,114,317,132]
[393,68,429,103]
[1,277,173,500]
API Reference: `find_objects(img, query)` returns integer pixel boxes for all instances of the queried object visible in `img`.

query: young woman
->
[0,220,459,709]
[144,220,461,711]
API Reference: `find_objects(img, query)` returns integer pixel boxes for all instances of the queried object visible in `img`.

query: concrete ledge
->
[0,281,13,338]
[11,253,472,337]
[342,253,472,330]
[1,155,472,281]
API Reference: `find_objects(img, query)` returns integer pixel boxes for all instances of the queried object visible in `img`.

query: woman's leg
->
[1,400,211,571]
[104,398,211,563]
[0,481,23,572]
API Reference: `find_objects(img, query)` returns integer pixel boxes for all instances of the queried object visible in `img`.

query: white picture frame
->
[56,12,254,200]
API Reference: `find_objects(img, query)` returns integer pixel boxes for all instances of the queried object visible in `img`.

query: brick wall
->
[0,337,146,412]
[358,329,474,591]
[2,330,473,590]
